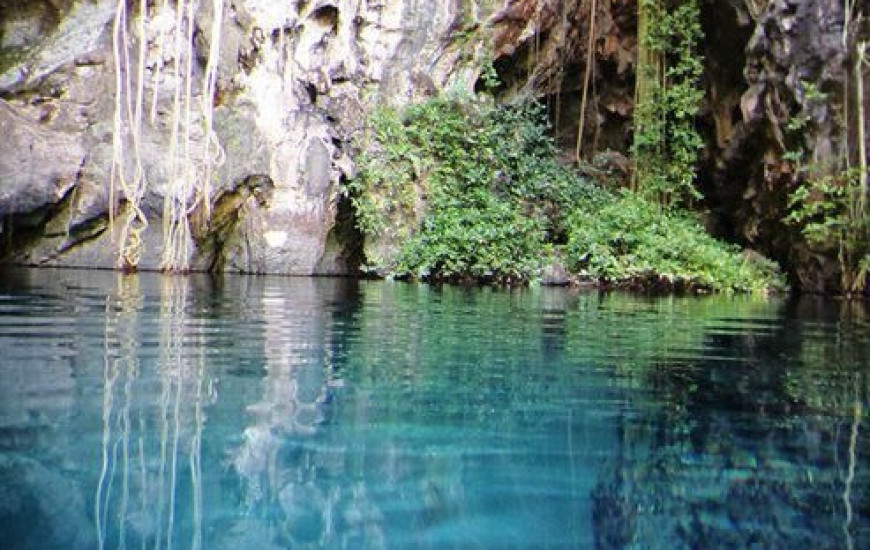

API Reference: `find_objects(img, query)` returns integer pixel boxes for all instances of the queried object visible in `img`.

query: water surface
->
[0,268,867,549]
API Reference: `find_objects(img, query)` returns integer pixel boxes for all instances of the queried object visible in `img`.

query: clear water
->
[0,268,867,550]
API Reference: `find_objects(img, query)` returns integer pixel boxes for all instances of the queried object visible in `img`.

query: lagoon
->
[0,268,867,549]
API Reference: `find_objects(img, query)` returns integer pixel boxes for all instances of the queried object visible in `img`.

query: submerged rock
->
[0,454,96,550]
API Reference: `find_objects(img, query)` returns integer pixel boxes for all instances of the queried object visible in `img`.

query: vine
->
[631,0,704,208]
[575,0,598,162]
[111,0,149,271]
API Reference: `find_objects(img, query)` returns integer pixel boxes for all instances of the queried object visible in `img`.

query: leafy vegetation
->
[347,94,589,284]
[346,92,783,292]
[786,167,870,293]
[783,77,869,295]
[632,0,705,207]
[566,191,783,291]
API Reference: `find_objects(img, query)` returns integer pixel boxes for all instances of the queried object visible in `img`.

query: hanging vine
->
[575,0,598,162]
[111,0,224,273]
[631,0,704,208]
[110,0,149,272]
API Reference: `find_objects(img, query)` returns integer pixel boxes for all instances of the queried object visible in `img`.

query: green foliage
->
[782,98,813,172]
[347,94,592,284]
[565,191,785,292]
[346,106,424,240]
[786,167,870,293]
[478,57,501,93]
[633,0,705,207]
[396,195,546,283]
[348,93,783,292]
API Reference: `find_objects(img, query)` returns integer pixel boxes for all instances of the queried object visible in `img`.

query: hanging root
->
[112,0,225,273]
[111,0,150,271]
[119,203,148,272]
[160,0,225,273]
[576,0,598,163]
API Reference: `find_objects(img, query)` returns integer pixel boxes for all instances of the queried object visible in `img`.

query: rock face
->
[0,0,864,288]
[0,100,85,218]
[698,0,857,293]
[488,0,636,154]
[489,0,864,292]
[0,0,500,274]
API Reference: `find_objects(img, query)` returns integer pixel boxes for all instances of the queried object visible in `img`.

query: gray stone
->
[0,100,84,217]
[541,258,572,286]
[0,0,115,93]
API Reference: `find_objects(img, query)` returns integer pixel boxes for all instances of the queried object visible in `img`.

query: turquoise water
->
[0,268,867,549]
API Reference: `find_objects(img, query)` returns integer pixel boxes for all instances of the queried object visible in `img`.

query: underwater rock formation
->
[0,454,97,550]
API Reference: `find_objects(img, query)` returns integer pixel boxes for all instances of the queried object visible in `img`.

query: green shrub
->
[347,94,589,283]
[348,93,784,291]
[785,167,870,293]
[395,192,547,284]
[565,191,785,292]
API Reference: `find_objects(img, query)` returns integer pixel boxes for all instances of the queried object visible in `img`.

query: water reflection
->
[0,269,866,549]
[227,277,354,548]
[590,296,869,549]
[95,275,214,550]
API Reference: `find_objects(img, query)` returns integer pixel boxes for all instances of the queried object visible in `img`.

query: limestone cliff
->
[0,0,866,291]
[0,0,499,274]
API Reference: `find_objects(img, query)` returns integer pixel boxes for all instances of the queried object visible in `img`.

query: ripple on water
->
[0,269,866,549]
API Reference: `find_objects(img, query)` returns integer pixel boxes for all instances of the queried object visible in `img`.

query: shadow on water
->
[591,295,869,550]
[0,268,867,549]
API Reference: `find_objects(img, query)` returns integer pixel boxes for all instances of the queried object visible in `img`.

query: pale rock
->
[0,0,494,273]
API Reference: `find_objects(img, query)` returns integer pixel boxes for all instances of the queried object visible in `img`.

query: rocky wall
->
[698,0,858,293]
[1,0,864,289]
[488,0,637,157]
[0,0,500,274]
[490,0,866,292]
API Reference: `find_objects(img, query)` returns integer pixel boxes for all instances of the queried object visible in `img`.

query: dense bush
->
[565,191,784,292]
[347,93,784,291]
[347,94,590,284]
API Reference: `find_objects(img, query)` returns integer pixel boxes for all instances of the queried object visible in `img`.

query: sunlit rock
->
[0,0,495,274]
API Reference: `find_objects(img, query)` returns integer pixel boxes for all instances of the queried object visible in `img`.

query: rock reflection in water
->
[223,279,481,549]
[0,269,866,549]
[591,308,869,550]
[227,277,357,548]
